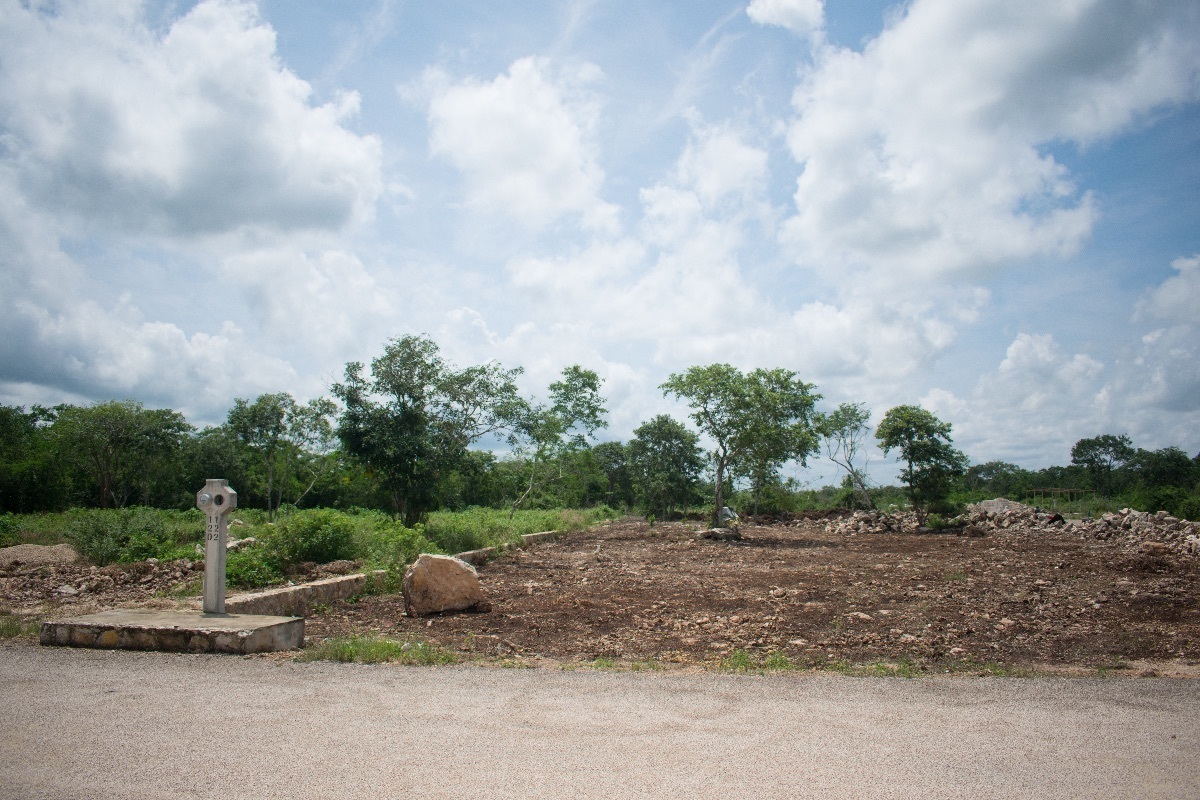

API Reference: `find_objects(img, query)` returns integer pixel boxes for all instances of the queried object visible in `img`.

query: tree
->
[508,365,608,517]
[815,402,874,509]
[661,365,819,526]
[1070,434,1135,496]
[627,415,704,519]
[591,441,635,509]
[0,404,60,512]
[961,460,1032,499]
[228,393,293,519]
[1130,446,1194,491]
[875,405,968,524]
[332,335,524,526]
[52,400,191,508]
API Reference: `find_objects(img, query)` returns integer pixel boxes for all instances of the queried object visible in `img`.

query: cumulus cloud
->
[421,57,620,233]
[0,0,382,236]
[0,1,385,419]
[746,0,825,40]
[779,0,1200,290]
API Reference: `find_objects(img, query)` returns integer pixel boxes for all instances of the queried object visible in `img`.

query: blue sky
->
[1,0,1197,486]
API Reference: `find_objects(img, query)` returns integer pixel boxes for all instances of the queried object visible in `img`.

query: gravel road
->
[2,643,1197,799]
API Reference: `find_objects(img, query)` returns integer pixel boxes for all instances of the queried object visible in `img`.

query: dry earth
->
[307,513,1200,674]
[5,510,1200,675]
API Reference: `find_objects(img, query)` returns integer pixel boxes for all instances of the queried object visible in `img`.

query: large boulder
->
[402,554,490,616]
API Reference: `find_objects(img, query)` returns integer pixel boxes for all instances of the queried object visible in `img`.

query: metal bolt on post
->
[196,479,237,615]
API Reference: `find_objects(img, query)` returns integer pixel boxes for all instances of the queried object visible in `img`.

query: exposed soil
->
[305,516,1200,674]
[6,513,1200,675]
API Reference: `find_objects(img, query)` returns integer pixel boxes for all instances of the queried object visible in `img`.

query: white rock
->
[402,554,489,617]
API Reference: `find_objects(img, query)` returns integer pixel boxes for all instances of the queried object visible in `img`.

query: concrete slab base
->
[40,609,303,654]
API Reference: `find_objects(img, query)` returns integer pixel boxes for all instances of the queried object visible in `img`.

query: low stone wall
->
[453,530,562,567]
[224,570,387,617]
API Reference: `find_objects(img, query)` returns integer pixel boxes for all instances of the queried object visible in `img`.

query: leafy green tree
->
[52,400,191,508]
[961,460,1032,499]
[228,393,292,518]
[333,335,524,526]
[1070,434,1135,496]
[815,402,874,509]
[508,365,608,517]
[1130,446,1195,490]
[661,365,819,525]
[628,415,703,518]
[591,441,635,509]
[875,405,968,524]
[0,404,60,512]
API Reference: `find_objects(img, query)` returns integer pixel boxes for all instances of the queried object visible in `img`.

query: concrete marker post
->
[196,479,237,615]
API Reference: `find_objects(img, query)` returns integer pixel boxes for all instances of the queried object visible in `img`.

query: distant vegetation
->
[2,334,1198,535]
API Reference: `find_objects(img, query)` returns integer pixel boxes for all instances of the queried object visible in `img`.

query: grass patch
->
[299,635,458,665]
[0,613,41,639]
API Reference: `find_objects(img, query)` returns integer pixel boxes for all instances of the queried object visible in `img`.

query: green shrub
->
[262,509,358,567]
[225,547,284,589]
[0,514,20,548]
[353,520,440,573]
[64,510,126,566]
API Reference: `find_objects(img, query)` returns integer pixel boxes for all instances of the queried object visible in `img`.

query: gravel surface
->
[2,642,1198,799]
[0,543,78,567]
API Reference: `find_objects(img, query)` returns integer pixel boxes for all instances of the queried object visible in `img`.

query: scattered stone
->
[697,527,742,541]
[824,499,1200,560]
[402,554,490,617]
[226,537,257,552]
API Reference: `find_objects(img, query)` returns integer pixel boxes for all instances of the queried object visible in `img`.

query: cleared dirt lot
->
[6,513,1199,674]
[305,516,1200,674]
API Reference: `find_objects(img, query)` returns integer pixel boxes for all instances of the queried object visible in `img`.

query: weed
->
[590,656,619,670]
[762,651,795,671]
[721,649,755,672]
[945,570,967,582]
[0,613,40,639]
[299,635,457,666]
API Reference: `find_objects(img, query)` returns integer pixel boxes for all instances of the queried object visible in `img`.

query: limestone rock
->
[697,527,742,542]
[402,554,490,617]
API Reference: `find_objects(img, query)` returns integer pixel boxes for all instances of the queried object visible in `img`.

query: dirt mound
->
[0,543,79,567]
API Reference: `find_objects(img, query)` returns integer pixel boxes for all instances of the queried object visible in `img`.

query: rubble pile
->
[823,510,921,536]
[823,498,1200,559]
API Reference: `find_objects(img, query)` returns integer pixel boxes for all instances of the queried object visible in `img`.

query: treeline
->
[2,335,1198,522]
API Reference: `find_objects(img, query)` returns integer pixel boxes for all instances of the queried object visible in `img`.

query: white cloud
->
[0,0,382,236]
[676,121,769,209]
[421,57,620,233]
[746,0,825,40]
[1136,254,1200,324]
[779,0,1199,291]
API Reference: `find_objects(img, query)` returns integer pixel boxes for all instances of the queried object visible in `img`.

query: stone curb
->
[454,530,561,567]
[214,530,563,615]
[223,570,387,617]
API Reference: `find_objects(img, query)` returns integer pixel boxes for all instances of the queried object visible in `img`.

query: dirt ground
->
[6,514,1200,675]
[307,516,1200,674]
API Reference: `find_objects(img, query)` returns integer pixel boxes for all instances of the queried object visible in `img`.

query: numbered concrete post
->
[196,479,237,615]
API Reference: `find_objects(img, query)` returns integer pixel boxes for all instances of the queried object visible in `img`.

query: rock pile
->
[824,499,1200,559]
[823,510,921,536]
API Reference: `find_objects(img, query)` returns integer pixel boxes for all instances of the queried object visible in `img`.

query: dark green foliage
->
[225,547,284,588]
[263,509,358,566]
[628,415,703,518]
[1070,434,1135,496]
[333,334,525,526]
[661,365,819,524]
[0,514,20,547]
[876,405,968,524]
[0,405,62,513]
[63,507,198,566]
